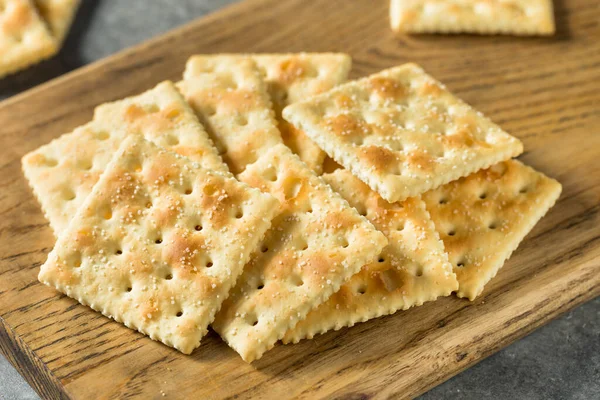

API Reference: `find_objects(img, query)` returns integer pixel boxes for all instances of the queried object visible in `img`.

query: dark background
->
[0,1,598,399]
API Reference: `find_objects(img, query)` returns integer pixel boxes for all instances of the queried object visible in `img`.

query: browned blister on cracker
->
[0,0,57,78]
[422,160,561,300]
[390,0,555,36]
[283,63,524,203]
[22,81,226,234]
[38,136,279,354]
[181,53,351,172]
[283,169,457,343]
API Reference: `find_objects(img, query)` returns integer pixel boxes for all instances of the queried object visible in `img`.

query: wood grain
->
[0,0,599,398]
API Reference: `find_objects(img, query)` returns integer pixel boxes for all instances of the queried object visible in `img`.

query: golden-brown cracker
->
[283,169,457,343]
[22,81,226,234]
[182,53,352,172]
[178,55,284,175]
[34,0,79,42]
[212,144,387,362]
[0,0,57,78]
[38,136,279,354]
[422,160,561,300]
[390,0,555,36]
[283,63,524,203]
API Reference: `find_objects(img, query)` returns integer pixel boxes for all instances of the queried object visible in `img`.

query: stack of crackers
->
[22,53,561,363]
[0,0,79,79]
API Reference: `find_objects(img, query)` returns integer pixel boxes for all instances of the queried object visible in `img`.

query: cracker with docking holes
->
[181,54,385,362]
[390,0,555,36]
[212,145,387,362]
[183,53,351,173]
[422,159,561,300]
[38,136,279,354]
[283,63,524,203]
[22,81,227,234]
[0,0,57,78]
[34,0,80,42]
[283,169,457,343]
[178,56,284,175]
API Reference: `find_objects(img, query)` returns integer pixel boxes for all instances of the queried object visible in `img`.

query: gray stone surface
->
[0,1,598,399]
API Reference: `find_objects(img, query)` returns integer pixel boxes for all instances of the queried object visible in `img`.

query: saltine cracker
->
[38,136,279,354]
[22,81,226,234]
[422,160,561,300]
[283,63,523,203]
[0,0,57,78]
[213,145,387,361]
[390,0,555,36]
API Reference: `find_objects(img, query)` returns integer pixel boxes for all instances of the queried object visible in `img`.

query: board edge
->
[0,315,71,400]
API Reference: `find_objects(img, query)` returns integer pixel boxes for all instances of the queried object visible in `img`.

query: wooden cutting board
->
[0,0,598,399]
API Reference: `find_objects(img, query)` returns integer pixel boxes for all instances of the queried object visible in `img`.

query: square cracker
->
[38,135,279,354]
[22,80,227,234]
[422,159,561,300]
[34,0,80,42]
[212,144,388,362]
[283,169,457,343]
[0,0,57,78]
[182,53,351,173]
[283,63,524,203]
[390,0,555,36]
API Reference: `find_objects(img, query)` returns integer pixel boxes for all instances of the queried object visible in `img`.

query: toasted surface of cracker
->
[212,145,388,362]
[178,56,283,175]
[22,81,226,234]
[283,169,457,343]
[0,0,57,78]
[390,0,555,35]
[38,136,279,354]
[283,63,524,203]
[34,0,79,42]
[422,159,561,300]
[182,53,351,172]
